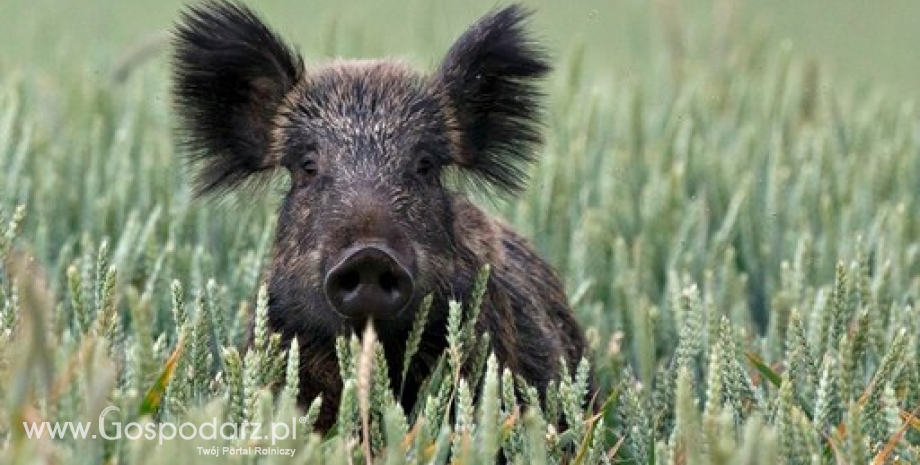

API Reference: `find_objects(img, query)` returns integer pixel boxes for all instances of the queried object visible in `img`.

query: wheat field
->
[1,1,918,463]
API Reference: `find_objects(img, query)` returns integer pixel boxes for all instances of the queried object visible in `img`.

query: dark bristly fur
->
[172,0,592,433]
[172,0,303,195]
[435,6,550,196]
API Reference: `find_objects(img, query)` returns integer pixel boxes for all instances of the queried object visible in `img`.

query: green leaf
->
[137,336,185,417]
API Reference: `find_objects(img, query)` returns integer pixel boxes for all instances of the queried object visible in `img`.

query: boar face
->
[269,63,454,327]
[173,0,549,332]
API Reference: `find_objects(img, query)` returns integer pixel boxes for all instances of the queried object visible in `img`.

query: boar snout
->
[323,244,414,319]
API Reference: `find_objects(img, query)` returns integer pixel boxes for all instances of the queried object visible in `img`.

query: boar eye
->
[300,158,318,176]
[415,155,434,176]
[296,141,319,177]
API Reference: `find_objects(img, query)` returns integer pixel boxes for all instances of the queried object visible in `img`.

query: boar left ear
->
[172,0,303,195]
[433,4,550,195]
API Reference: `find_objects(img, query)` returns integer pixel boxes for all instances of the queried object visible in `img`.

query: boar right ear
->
[434,5,550,196]
[172,0,303,195]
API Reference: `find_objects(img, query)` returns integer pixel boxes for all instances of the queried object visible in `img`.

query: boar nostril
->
[340,271,360,293]
[379,271,398,294]
[324,245,414,319]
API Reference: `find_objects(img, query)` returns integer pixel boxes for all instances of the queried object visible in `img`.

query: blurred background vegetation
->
[2,0,920,97]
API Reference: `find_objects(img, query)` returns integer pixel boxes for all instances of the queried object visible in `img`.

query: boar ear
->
[172,0,303,195]
[434,5,550,195]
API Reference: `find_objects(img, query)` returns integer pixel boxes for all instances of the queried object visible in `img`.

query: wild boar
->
[172,0,591,431]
